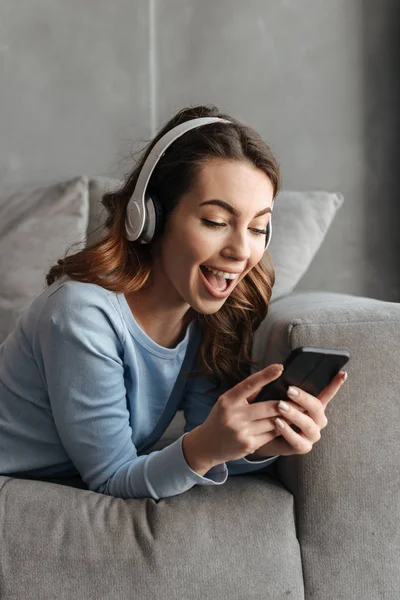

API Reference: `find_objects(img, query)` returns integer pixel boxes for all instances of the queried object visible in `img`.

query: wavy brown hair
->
[46,105,281,391]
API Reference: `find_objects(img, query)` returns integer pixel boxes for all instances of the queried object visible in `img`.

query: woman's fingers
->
[273,415,315,453]
[283,386,328,429]
[284,370,348,427]
[318,370,348,406]
[249,417,280,436]
[245,370,349,457]
[273,371,349,453]
[229,363,284,405]
[276,405,321,443]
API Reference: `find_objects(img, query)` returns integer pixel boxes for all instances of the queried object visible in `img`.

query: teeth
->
[203,266,238,280]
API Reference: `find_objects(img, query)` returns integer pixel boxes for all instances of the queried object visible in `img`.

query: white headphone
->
[125,117,273,249]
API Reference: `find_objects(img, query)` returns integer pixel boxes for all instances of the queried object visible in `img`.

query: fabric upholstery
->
[0,470,304,600]
[252,290,400,599]
[267,190,344,301]
[0,176,89,344]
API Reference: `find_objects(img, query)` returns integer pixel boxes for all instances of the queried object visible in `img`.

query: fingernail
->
[287,386,299,397]
[278,400,290,412]
[275,418,286,429]
[341,371,348,382]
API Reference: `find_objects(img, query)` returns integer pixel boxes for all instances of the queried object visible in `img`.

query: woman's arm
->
[34,284,228,499]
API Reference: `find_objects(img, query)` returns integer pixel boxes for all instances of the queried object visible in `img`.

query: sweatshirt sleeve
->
[35,285,227,500]
[180,371,279,476]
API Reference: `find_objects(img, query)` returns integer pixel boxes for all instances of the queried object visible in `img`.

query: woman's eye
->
[201,219,267,236]
[202,219,225,229]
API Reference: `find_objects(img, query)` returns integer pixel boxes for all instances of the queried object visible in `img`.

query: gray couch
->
[1,176,399,599]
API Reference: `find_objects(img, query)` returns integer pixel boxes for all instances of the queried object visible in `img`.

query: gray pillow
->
[268,190,344,301]
[0,176,89,344]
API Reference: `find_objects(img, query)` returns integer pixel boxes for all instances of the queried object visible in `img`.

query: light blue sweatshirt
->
[0,277,278,499]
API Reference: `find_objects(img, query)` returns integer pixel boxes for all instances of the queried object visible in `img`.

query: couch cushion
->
[87,177,343,301]
[0,472,304,600]
[251,290,400,599]
[0,176,89,344]
[268,190,343,301]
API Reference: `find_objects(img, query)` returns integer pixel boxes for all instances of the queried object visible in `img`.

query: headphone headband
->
[126,118,230,242]
[125,116,273,250]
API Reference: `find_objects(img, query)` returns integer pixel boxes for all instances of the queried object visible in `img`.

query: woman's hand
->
[189,363,287,468]
[248,370,348,460]
[185,363,348,473]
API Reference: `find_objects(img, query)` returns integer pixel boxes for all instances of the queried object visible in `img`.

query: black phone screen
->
[254,346,350,403]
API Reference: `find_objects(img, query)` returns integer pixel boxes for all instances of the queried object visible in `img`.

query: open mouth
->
[199,265,236,294]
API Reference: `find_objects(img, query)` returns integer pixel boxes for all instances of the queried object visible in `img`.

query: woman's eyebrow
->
[199,199,272,218]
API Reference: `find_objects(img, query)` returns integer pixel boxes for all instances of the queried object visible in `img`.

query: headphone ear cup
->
[138,193,163,243]
[139,193,165,243]
[148,193,165,241]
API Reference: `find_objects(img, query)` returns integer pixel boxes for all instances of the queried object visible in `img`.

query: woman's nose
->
[224,230,251,262]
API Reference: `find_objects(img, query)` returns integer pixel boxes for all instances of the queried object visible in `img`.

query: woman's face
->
[154,157,275,315]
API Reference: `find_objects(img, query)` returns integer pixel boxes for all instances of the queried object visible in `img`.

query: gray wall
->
[1,1,398,301]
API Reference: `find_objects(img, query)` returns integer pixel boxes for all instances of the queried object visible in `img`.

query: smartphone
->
[253,346,350,403]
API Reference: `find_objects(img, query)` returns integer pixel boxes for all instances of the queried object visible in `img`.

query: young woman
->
[0,105,347,499]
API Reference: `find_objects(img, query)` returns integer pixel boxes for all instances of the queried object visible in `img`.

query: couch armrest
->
[252,291,400,600]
